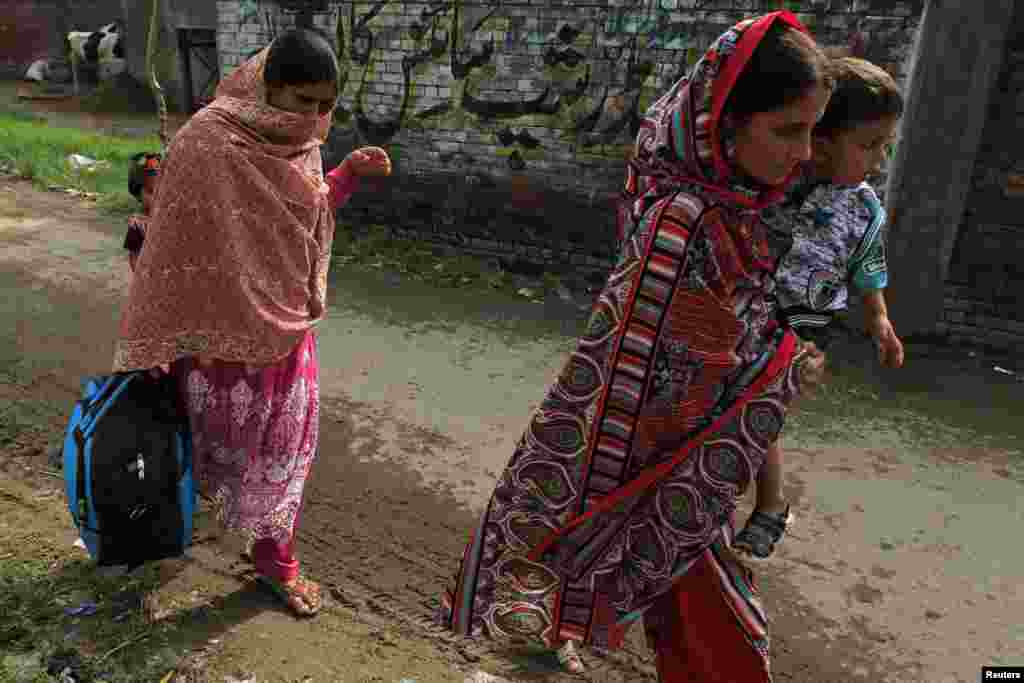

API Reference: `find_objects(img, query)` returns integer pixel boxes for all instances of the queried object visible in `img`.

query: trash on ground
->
[64,601,98,617]
[993,366,1015,376]
[517,287,536,298]
[464,672,515,683]
[73,537,87,550]
[46,650,88,683]
[66,154,103,170]
[111,590,142,622]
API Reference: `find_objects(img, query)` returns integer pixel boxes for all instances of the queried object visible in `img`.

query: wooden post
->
[71,49,80,96]
[146,0,169,154]
[882,0,1016,336]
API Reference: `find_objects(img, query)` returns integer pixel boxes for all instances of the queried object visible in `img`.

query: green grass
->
[333,224,568,298]
[0,112,159,217]
[0,111,570,299]
[0,472,179,683]
[0,532,179,683]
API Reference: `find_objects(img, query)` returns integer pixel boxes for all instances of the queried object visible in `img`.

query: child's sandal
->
[259,575,323,617]
[556,640,585,675]
[734,505,793,561]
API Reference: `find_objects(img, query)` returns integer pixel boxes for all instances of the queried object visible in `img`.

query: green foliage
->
[0,113,159,209]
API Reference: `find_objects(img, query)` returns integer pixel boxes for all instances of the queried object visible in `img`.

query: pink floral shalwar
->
[172,331,319,578]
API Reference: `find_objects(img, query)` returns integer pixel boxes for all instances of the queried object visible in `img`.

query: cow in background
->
[22,21,126,86]
[66,21,124,65]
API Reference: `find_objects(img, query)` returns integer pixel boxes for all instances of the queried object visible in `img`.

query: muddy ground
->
[1,177,1022,682]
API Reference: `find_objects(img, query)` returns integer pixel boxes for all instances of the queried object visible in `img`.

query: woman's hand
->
[343,147,391,177]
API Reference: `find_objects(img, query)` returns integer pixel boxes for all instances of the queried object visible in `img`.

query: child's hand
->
[868,315,904,369]
[795,340,827,393]
[343,147,391,177]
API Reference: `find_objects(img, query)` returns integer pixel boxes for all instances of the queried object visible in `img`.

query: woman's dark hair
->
[724,22,834,121]
[128,152,160,199]
[814,57,903,137]
[264,28,339,88]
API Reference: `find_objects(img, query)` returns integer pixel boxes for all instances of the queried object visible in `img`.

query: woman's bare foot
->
[259,575,323,617]
[556,640,585,675]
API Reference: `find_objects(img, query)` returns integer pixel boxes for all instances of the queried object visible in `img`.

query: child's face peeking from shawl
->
[267,81,338,116]
[731,84,831,187]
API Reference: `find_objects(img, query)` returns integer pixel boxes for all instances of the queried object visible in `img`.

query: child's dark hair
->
[724,22,834,120]
[128,152,161,200]
[814,57,903,137]
[264,28,339,88]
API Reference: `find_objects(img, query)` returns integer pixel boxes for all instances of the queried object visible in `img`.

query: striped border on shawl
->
[708,541,769,645]
[552,195,703,643]
[583,200,698,501]
[444,507,491,636]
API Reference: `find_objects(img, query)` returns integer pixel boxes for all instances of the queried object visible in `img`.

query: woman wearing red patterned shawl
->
[441,12,831,680]
[112,29,389,617]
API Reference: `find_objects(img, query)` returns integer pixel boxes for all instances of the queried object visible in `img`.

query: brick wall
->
[216,0,921,269]
[940,1,1024,352]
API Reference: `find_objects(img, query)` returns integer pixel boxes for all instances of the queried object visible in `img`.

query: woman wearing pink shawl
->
[113,29,390,616]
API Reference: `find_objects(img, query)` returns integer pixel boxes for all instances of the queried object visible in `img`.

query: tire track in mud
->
[295,396,658,681]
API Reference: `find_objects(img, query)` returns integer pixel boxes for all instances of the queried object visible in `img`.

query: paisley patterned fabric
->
[443,12,819,660]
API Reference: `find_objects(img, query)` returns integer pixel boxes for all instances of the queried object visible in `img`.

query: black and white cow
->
[67,21,124,65]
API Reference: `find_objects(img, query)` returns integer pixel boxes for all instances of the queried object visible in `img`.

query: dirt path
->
[1,178,1021,682]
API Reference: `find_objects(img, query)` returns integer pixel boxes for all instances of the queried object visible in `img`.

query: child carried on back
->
[121,148,384,273]
[735,56,907,560]
[124,152,161,273]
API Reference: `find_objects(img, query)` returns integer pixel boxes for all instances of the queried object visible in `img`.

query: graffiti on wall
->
[326,0,677,169]
[316,0,920,174]
[226,0,921,182]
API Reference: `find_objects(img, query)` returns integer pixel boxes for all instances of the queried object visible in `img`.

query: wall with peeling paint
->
[215,0,921,267]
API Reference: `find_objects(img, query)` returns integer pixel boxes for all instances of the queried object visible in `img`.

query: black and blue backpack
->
[63,371,196,568]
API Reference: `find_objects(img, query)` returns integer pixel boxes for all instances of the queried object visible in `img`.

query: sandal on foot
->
[734,505,793,560]
[259,575,323,617]
[556,640,585,675]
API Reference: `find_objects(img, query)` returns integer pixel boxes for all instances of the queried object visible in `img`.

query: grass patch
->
[0,113,158,217]
[334,224,570,298]
[0,479,180,683]
[0,113,575,297]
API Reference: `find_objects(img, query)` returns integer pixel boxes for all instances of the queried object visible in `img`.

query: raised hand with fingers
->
[343,146,392,177]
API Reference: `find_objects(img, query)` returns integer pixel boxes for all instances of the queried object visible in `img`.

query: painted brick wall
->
[940,1,1024,352]
[216,0,921,268]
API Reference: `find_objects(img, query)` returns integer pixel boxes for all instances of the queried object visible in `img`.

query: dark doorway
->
[177,28,219,113]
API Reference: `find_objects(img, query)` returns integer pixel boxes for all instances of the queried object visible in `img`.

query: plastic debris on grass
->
[464,672,515,683]
[64,601,98,617]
